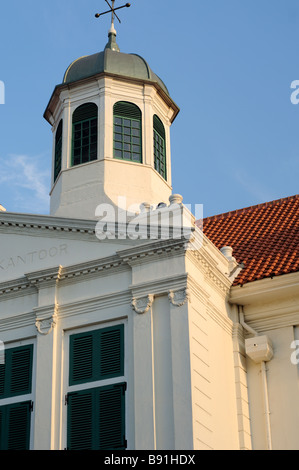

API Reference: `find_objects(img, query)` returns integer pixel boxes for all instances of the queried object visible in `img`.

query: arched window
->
[153,115,166,180]
[113,102,142,163]
[72,103,98,166]
[54,120,63,182]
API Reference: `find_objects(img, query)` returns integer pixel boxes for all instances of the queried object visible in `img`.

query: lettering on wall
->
[0,244,68,271]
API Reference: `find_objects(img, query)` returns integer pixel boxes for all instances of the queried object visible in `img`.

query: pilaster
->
[27,266,61,450]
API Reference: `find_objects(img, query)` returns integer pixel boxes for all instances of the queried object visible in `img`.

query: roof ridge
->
[203,194,299,222]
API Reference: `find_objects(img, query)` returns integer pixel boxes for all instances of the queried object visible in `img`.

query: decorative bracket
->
[132,294,154,314]
[34,304,58,336]
[168,288,190,307]
[35,315,57,336]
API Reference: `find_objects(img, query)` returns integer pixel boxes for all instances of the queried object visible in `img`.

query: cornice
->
[0,212,97,240]
[117,236,189,266]
[187,248,232,297]
[44,72,180,126]
[130,273,188,299]
[230,271,299,306]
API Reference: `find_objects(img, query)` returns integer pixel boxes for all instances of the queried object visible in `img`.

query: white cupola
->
[44,23,179,220]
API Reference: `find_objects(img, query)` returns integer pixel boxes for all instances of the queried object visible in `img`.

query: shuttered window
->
[72,103,98,166]
[67,383,126,450]
[54,119,63,182]
[0,344,33,450]
[153,115,167,180]
[0,345,33,400]
[67,324,126,450]
[113,101,142,162]
[0,402,32,450]
[69,325,124,386]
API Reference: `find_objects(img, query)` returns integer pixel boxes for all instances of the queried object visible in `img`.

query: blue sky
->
[0,0,298,218]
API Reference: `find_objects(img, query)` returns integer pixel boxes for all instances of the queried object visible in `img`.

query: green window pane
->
[114,150,122,159]
[132,120,140,129]
[153,115,167,180]
[113,102,142,162]
[114,117,122,125]
[72,103,98,166]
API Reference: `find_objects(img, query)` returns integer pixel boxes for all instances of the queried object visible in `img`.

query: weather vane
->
[95,0,131,26]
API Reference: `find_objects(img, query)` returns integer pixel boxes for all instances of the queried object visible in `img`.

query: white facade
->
[1,31,299,451]
[0,209,245,450]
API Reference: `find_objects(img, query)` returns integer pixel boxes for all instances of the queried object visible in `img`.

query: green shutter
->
[67,384,126,451]
[0,362,4,397]
[0,407,2,449]
[67,390,94,450]
[69,325,124,386]
[99,326,124,379]
[153,114,167,180]
[153,114,165,140]
[73,103,98,123]
[69,333,94,385]
[54,119,63,182]
[114,101,141,120]
[0,345,33,400]
[98,383,126,450]
[0,401,32,450]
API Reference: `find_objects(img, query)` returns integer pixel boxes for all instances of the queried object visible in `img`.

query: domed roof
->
[63,31,169,95]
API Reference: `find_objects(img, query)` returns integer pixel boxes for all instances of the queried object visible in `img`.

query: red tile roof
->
[201,195,299,286]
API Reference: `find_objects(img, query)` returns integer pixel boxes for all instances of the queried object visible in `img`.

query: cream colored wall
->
[231,272,299,450]
[186,240,240,450]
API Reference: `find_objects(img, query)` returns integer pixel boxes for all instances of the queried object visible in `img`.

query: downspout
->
[238,305,273,451]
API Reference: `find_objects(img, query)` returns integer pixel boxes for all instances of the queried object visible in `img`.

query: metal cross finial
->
[95,0,131,26]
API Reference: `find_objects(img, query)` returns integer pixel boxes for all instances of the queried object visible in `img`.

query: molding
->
[130,273,188,299]
[131,294,154,314]
[0,311,36,333]
[0,212,97,239]
[26,265,62,288]
[117,237,189,266]
[168,288,190,307]
[57,290,132,320]
[0,277,32,298]
[230,271,299,305]
[187,244,232,298]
